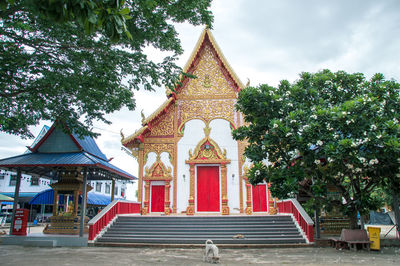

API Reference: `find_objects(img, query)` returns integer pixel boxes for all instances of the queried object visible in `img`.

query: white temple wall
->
[209,119,240,213]
[176,119,206,213]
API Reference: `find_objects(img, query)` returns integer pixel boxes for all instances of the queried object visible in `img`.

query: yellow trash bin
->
[367,226,381,251]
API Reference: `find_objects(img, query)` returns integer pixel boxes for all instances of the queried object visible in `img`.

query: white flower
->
[255,170,261,176]
[359,157,366,163]
[346,120,351,125]
[273,123,278,129]
[355,168,362,173]
[396,173,400,178]
[327,157,333,163]
[371,124,377,130]
[314,160,321,165]
[286,132,292,137]
[290,120,297,123]
[377,134,382,139]
[394,118,398,124]
[316,140,323,146]
[310,115,317,119]
[346,164,354,169]
[262,145,266,150]
[369,159,379,165]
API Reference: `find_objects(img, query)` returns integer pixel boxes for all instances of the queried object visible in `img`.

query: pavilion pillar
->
[186,163,195,215]
[52,190,58,216]
[111,178,115,202]
[10,168,22,235]
[79,168,88,237]
[73,190,79,216]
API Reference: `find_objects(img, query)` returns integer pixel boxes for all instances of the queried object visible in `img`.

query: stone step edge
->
[91,242,313,248]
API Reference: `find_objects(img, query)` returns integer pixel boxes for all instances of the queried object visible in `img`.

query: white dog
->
[204,239,220,264]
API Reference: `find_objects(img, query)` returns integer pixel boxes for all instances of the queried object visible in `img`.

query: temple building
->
[122,28,274,215]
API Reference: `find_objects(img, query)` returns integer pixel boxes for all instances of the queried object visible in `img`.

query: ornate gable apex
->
[176,28,244,96]
[121,28,244,147]
[144,155,172,181]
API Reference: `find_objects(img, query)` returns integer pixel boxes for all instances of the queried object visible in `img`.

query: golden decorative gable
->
[146,105,174,137]
[179,44,237,100]
[143,143,174,164]
[144,155,172,181]
[188,125,227,161]
[178,99,236,128]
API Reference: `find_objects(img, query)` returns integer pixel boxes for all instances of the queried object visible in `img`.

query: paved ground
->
[0,245,400,265]
[1,224,400,265]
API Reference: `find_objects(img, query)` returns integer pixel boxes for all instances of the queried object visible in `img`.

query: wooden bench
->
[329,229,372,251]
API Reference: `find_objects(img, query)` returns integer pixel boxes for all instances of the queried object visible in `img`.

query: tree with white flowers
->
[233,70,400,229]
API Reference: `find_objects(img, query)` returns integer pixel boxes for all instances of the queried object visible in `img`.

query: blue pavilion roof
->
[0,121,136,181]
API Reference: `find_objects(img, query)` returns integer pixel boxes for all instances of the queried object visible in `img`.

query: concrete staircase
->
[94,215,308,246]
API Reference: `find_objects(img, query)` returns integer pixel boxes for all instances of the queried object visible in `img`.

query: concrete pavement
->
[0,245,400,265]
[1,224,400,265]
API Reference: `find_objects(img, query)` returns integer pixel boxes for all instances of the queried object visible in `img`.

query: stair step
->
[94,215,306,246]
[97,237,305,244]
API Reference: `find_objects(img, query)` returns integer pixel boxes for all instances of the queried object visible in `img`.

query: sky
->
[1,0,399,200]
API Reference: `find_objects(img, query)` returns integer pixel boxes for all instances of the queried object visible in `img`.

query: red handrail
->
[277,199,314,243]
[88,200,141,241]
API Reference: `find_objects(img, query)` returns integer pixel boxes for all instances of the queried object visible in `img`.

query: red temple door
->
[252,184,268,212]
[197,166,220,212]
[151,185,165,212]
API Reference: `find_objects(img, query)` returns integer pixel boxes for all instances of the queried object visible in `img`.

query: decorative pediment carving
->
[188,125,227,161]
[144,155,172,181]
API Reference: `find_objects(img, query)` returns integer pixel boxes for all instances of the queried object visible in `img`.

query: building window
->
[105,184,111,194]
[114,186,118,196]
[96,182,102,192]
[31,176,39,186]
[121,188,126,198]
[9,175,17,186]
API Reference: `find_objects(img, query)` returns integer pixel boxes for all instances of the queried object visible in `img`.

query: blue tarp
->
[29,189,114,206]
[369,211,394,225]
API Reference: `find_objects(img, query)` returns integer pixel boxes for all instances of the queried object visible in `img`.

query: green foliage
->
[0,0,213,138]
[234,70,400,226]
[1,0,213,42]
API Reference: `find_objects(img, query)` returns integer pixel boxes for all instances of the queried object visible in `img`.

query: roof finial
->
[141,110,146,125]
[245,78,250,88]
[120,129,125,141]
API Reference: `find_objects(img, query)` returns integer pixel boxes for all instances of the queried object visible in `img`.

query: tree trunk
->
[314,208,321,239]
[392,191,400,237]
[348,209,359,229]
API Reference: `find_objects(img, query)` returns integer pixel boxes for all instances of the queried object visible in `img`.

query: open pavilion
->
[0,121,136,237]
